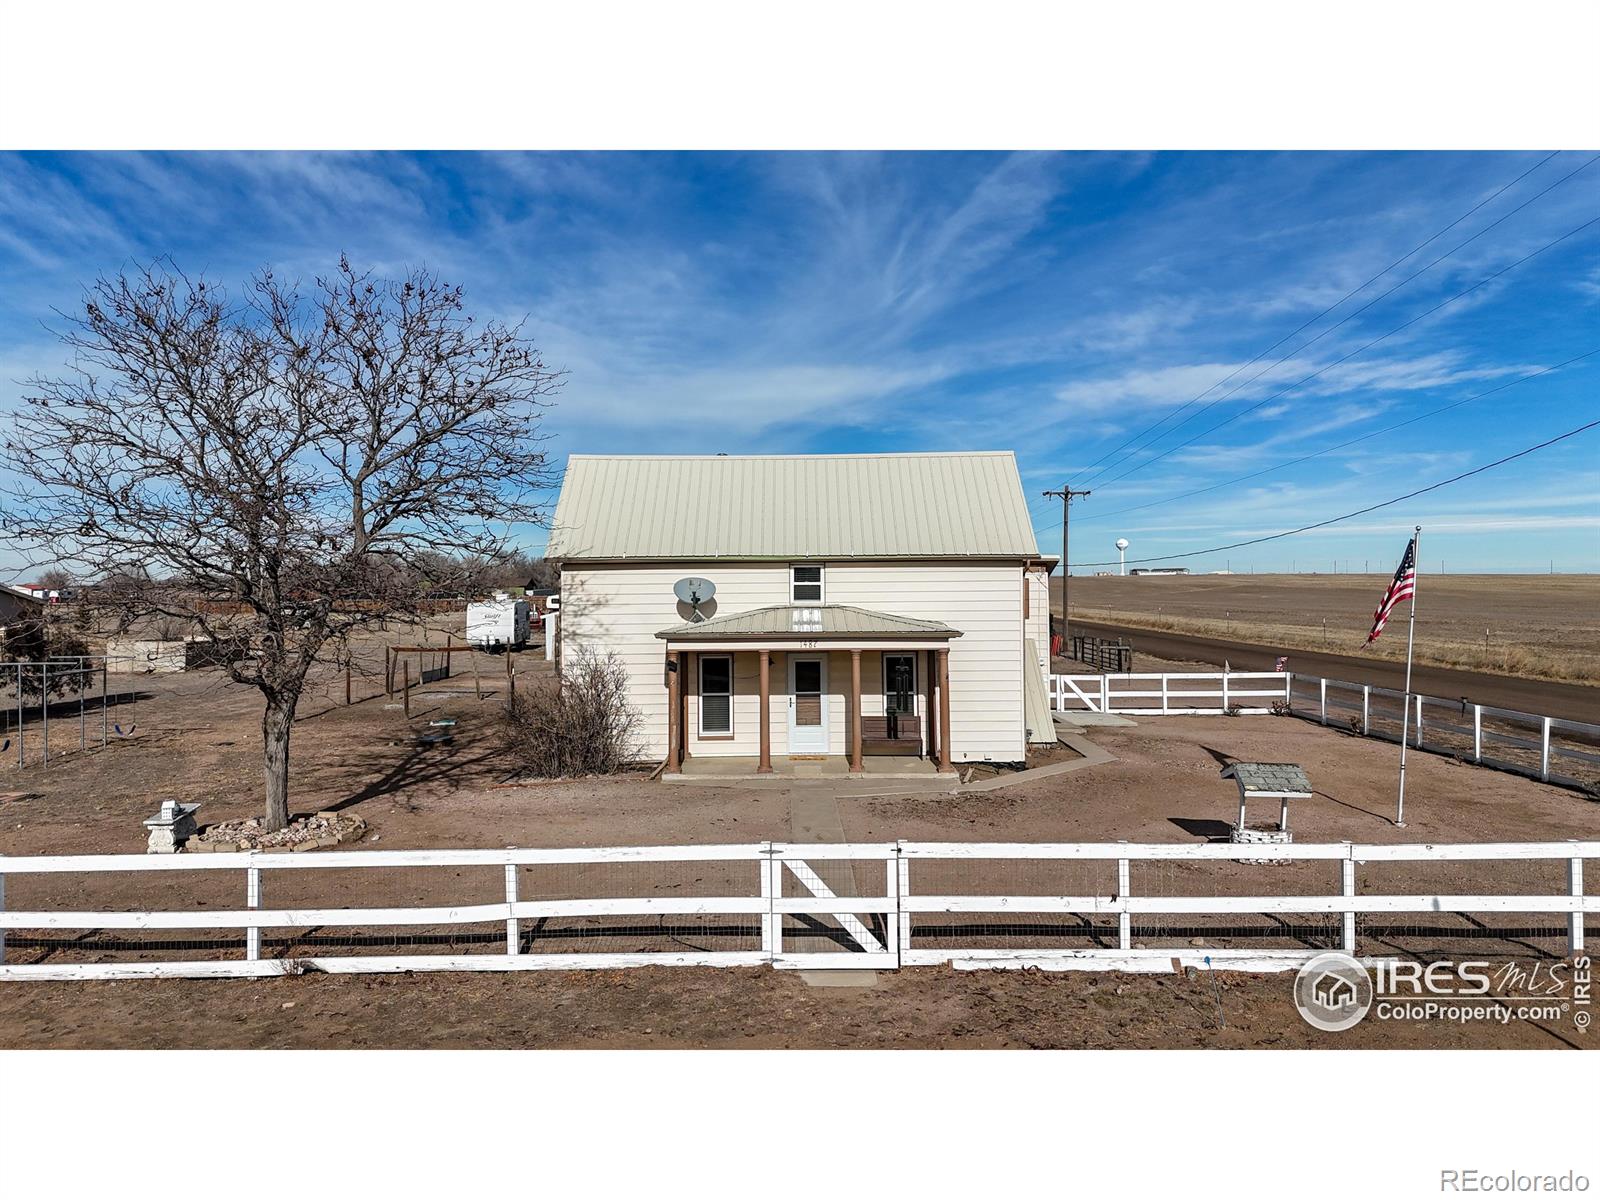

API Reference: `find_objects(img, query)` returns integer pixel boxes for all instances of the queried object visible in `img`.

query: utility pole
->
[1042,485,1091,658]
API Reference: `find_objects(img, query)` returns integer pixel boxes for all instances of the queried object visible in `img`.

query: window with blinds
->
[790,564,824,603]
[699,655,732,735]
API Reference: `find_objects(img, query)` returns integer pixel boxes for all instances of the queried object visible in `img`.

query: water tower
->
[1116,538,1129,576]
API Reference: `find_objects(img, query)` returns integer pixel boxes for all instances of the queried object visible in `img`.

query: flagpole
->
[1395,525,1421,827]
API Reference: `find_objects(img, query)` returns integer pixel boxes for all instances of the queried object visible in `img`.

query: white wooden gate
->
[767,843,899,970]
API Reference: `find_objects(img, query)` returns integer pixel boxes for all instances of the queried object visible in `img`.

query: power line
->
[1086,212,1600,491]
[1070,151,1571,488]
[1061,349,1600,528]
[1065,415,1600,568]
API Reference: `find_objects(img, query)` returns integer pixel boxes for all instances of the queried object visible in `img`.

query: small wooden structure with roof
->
[1220,761,1313,844]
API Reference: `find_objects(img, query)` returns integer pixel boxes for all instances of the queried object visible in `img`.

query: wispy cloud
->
[1,150,1597,572]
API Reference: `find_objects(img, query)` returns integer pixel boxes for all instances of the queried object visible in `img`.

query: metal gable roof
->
[545,452,1041,561]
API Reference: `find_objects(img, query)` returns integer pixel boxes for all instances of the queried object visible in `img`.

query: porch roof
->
[656,603,960,645]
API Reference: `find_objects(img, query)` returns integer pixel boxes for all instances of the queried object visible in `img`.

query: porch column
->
[757,650,773,774]
[666,649,682,771]
[849,649,863,773]
[937,647,955,773]
[925,648,938,764]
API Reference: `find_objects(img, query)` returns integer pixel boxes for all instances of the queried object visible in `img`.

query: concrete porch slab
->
[663,754,950,786]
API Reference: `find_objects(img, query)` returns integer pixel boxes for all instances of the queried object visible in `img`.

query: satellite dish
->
[673,576,716,620]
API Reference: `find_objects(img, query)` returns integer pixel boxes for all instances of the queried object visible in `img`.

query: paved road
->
[1070,620,1600,725]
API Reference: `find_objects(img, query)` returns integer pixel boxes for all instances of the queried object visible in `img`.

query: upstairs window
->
[790,564,824,603]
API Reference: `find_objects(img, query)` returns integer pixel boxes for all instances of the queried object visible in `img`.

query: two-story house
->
[546,451,1057,774]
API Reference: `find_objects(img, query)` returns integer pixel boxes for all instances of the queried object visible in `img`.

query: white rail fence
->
[1047,670,1600,790]
[1,840,1592,980]
[1291,674,1600,790]
[1049,671,1290,715]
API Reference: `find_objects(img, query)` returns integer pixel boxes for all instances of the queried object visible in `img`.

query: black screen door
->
[884,654,915,739]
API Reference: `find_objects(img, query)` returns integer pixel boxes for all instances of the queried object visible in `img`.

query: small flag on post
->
[1366,537,1417,643]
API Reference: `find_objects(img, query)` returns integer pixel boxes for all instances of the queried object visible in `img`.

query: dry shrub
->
[503,649,643,777]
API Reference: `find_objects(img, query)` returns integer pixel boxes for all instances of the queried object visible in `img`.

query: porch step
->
[862,738,920,756]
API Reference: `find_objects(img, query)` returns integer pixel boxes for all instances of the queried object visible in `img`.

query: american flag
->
[1366,537,1417,643]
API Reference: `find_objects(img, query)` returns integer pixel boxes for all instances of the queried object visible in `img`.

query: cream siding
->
[560,560,1026,763]
[1026,566,1051,679]
[826,560,1024,761]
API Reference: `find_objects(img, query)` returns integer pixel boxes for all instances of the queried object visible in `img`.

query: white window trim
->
[790,563,825,604]
[698,653,734,737]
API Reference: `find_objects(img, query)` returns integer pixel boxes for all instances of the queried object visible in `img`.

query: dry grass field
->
[1060,573,1600,683]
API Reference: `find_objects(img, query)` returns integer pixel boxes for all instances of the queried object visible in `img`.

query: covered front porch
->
[655,604,962,775]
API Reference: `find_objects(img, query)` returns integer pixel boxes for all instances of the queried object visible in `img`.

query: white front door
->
[787,655,829,754]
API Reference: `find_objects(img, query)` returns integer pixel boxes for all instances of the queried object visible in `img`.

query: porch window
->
[699,654,733,735]
[790,564,824,603]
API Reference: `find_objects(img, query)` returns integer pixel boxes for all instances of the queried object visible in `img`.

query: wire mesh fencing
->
[0,840,1593,979]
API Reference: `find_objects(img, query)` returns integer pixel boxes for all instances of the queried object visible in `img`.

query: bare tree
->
[2,257,563,829]
[35,567,74,593]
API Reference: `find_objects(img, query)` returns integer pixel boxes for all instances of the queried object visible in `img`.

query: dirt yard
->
[1,645,1596,1050]
[1062,573,1600,682]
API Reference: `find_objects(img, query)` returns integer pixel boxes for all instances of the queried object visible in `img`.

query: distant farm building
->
[0,582,46,637]
[1127,567,1191,576]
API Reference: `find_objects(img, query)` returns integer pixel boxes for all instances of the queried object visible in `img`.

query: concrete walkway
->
[788,791,880,988]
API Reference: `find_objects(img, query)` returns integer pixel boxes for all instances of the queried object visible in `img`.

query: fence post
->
[245,863,261,962]
[41,661,48,764]
[1541,717,1552,782]
[1361,685,1370,735]
[1569,854,1585,956]
[1415,697,1424,749]
[101,662,108,748]
[1100,674,1110,715]
[1117,855,1131,951]
[403,661,411,718]
[896,846,912,961]
[1318,677,1327,726]
[885,851,900,967]
[504,859,520,955]
[16,663,24,767]
[1341,849,1357,954]
[0,869,6,965]
[1284,671,1293,710]
[760,844,779,963]
[1221,672,1229,712]
[1473,705,1482,762]
[1160,674,1169,715]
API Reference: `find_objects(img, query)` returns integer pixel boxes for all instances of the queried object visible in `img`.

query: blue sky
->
[1,151,1596,575]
